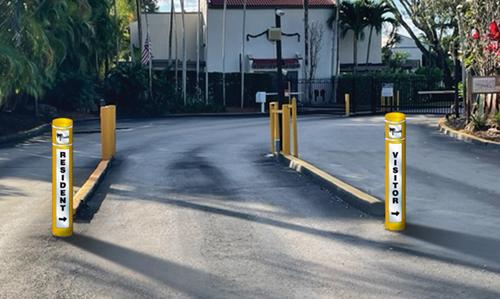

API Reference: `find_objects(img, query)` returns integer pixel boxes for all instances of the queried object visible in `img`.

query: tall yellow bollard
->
[270,102,277,153]
[292,98,298,158]
[385,112,406,231]
[101,106,112,160]
[396,91,400,112]
[282,104,291,156]
[109,105,116,157]
[52,118,73,237]
[345,94,350,117]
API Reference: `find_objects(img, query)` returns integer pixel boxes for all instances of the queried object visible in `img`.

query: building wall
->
[130,13,204,63]
[206,8,382,78]
[339,29,383,65]
[382,34,423,63]
[129,9,383,77]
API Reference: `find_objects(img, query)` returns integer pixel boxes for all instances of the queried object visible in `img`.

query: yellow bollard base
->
[385,223,405,231]
[52,231,73,238]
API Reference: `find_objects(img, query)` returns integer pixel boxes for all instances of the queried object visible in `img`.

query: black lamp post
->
[276,8,285,151]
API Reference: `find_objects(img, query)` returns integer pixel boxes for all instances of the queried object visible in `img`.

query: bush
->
[44,74,96,112]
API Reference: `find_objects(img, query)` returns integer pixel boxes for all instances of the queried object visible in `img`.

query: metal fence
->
[293,77,456,114]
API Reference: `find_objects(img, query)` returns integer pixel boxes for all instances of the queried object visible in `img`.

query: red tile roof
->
[209,0,334,8]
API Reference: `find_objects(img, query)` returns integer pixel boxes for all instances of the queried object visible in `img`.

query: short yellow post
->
[345,94,350,117]
[52,118,73,237]
[291,98,298,157]
[385,112,406,231]
[109,105,116,157]
[101,106,112,160]
[396,91,400,112]
[270,102,277,153]
[282,104,291,156]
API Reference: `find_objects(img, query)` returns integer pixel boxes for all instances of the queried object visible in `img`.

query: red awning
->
[209,0,334,7]
[251,58,300,69]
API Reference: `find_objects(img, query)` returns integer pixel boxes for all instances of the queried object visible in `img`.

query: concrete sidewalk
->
[295,114,500,266]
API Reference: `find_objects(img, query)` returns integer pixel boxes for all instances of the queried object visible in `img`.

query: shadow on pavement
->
[404,223,500,267]
[63,233,264,298]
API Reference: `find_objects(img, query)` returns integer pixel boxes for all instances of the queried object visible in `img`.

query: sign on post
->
[385,113,406,231]
[382,83,394,97]
[471,76,500,93]
[52,118,73,237]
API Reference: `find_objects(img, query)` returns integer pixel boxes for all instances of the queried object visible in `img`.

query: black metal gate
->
[292,77,460,115]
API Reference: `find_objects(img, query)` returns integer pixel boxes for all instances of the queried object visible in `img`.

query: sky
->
[158,0,198,12]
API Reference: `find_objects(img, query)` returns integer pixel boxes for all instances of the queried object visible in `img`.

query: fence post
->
[292,98,298,157]
[282,104,291,156]
[371,76,376,114]
[345,94,350,117]
[352,77,357,114]
[397,91,400,112]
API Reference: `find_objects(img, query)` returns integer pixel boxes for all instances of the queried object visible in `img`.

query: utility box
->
[256,92,266,103]
[267,27,282,41]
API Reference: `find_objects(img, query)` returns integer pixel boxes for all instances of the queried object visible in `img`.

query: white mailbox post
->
[256,92,267,113]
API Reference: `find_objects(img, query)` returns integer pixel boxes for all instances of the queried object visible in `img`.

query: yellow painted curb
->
[438,118,500,146]
[73,159,112,215]
[279,154,384,216]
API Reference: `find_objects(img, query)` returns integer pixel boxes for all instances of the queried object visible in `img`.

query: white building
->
[130,0,382,80]
[382,33,422,69]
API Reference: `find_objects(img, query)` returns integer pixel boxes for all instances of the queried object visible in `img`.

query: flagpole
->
[145,12,153,100]
[240,0,247,108]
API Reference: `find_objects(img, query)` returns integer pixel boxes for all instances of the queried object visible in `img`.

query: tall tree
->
[364,0,396,65]
[386,0,461,86]
[241,0,247,108]
[327,0,370,70]
[180,0,187,105]
[222,0,227,106]
[168,0,174,69]
[304,0,309,80]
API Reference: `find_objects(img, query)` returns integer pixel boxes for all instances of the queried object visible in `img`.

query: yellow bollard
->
[345,94,350,117]
[101,106,112,160]
[385,112,406,231]
[270,102,277,153]
[52,118,73,237]
[109,105,116,157]
[292,98,298,158]
[397,91,400,112]
[282,104,291,156]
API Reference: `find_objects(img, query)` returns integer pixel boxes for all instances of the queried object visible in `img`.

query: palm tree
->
[168,0,174,69]
[365,0,396,65]
[180,0,187,105]
[327,0,370,70]
[222,0,227,106]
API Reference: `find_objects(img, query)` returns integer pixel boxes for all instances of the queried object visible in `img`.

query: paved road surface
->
[0,116,499,298]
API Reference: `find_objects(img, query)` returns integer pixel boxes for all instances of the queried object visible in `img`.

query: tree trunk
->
[168,0,174,69]
[196,0,200,96]
[353,38,358,72]
[304,0,309,81]
[222,0,227,106]
[435,48,453,88]
[180,0,187,105]
[136,0,143,58]
[366,27,373,65]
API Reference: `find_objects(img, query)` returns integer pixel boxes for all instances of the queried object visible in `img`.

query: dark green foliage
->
[45,74,96,112]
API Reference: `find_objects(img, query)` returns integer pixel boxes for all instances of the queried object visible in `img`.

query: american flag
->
[141,33,152,65]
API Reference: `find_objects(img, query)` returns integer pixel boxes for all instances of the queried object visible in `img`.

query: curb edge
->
[277,154,384,217]
[73,158,113,215]
[437,118,500,149]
